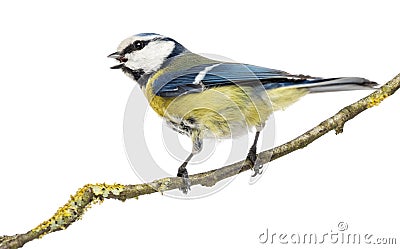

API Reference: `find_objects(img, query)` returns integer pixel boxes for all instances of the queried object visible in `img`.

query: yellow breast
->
[144,69,173,116]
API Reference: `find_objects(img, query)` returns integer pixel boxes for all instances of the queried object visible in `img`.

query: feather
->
[152,60,377,97]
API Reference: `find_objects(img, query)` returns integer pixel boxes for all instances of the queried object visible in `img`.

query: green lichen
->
[156,178,171,193]
[32,183,125,238]
[91,183,125,197]
[367,92,388,108]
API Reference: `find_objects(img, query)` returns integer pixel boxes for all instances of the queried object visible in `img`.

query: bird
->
[108,33,377,193]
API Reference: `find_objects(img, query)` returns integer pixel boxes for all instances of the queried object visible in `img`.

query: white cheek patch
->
[124,40,175,73]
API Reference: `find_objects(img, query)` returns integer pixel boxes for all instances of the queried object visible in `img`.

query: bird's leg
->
[246,130,263,177]
[247,131,260,164]
[177,153,193,194]
[177,130,203,194]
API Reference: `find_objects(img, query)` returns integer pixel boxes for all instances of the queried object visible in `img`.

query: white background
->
[1,0,399,248]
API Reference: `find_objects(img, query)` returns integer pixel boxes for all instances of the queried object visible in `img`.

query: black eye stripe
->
[121,40,150,55]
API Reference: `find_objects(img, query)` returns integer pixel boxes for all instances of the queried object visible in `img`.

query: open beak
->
[107,52,121,59]
[108,52,127,69]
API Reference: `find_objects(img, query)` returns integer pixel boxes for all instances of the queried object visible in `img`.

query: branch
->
[1,73,399,249]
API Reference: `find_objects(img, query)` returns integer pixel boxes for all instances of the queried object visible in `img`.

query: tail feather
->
[290,77,378,93]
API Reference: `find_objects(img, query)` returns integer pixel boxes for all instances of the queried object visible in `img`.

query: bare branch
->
[1,73,399,249]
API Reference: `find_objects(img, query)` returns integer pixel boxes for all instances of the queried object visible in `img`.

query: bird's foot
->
[246,149,263,177]
[251,163,264,177]
[177,165,191,194]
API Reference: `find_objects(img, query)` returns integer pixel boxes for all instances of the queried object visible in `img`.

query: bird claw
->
[177,166,191,194]
[247,149,263,177]
[179,177,191,194]
[251,163,263,177]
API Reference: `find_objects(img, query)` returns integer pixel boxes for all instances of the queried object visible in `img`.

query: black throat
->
[122,66,145,81]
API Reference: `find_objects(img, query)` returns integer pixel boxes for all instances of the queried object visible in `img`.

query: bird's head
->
[108,33,187,82]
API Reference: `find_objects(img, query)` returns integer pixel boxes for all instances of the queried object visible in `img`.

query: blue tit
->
[108,33,377,193]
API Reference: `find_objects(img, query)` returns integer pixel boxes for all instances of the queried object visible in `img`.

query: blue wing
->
[152,63,320,97]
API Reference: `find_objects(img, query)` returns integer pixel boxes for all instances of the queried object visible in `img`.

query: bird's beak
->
[108,52,127,69]
[107,52,121,59]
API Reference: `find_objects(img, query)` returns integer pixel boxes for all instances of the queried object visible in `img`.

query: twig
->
[1,73,399,249]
